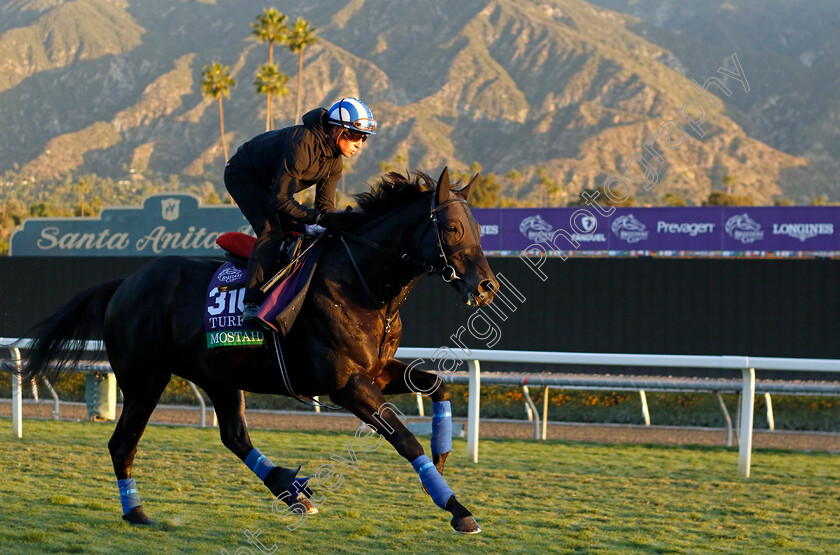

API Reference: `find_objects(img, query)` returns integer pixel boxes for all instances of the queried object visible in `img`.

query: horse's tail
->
[15,279,124,382]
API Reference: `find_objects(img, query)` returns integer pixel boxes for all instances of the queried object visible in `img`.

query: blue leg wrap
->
[245,448,276,481]
[118,478,141,514]
[431,401,452,458]
[412,454,455,509]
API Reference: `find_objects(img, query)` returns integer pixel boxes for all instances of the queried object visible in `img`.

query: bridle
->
[340,191,475,290]
[273,190,478,410]
[428,196,467,283]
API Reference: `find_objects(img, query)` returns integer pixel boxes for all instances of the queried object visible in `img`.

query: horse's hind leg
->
[108,372,170,525]
[333,373,480,534]
[379,360,454,474]
[201,383,318,515]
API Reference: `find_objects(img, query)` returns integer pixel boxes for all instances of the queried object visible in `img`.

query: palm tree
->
[251,8,288,128]
[77,179,90,217]
[536,167,553,207]
[287,18,319,124]
[507,169,523,203]
[723,174,735,195]
[200,62,236,162]
[254,64,290,132]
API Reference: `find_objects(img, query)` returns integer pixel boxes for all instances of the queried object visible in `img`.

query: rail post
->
[12,347,22,438]
[738,367,756,477]
[187,381,207,428]
[521,385,541,439]
[541,385,549,440]
[467,359,480,463]
[639,390,651,426]
[764,393,775,431]
[715,392,734,447]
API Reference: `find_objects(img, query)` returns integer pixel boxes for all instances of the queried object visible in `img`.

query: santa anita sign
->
[11,194,252,256]
[10,193,840,257]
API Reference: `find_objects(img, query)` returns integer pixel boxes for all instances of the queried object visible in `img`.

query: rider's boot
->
[243,302,261,324]
[242,230,280,328]
[242,233,301,328]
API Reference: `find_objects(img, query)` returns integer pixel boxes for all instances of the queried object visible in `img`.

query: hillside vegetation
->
[0,0,836,252]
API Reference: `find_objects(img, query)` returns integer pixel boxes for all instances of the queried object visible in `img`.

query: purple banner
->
[472,207,840,255]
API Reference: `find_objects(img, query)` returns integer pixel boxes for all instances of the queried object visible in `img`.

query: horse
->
[17,168,498,534]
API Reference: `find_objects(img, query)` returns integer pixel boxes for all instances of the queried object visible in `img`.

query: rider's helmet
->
[327,97,377,135]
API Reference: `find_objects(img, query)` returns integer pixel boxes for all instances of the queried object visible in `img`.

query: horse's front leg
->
[378,359,453,475]
[202,384,318,515]
[333,373,480,534]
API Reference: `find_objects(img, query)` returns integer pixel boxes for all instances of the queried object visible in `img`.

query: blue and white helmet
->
[327,97,377,135]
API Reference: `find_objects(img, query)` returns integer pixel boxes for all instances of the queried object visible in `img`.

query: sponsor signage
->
[9,193,840,257]
[471,206,840,255]
[720,207,836,251]
[11,194,252,256]
[609,208,719,251]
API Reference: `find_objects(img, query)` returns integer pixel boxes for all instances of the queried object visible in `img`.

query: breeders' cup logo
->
[610,214,648,243]
[218,266,245,283]
[725,213,764,244]
[519,215,553,242]
[161,198,180,221]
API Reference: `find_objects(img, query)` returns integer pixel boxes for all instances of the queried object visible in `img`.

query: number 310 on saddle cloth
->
[203,232,322,349]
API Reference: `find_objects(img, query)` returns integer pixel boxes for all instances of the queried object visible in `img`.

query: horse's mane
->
[327,171,435,231]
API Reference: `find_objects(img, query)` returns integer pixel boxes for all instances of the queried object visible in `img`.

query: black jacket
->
[228,108,342,225]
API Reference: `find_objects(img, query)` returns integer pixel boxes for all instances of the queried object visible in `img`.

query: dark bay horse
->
[18,168,498,534]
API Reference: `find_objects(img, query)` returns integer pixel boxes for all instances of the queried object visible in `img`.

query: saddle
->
[216,232,303,274]
[205,232,322,348]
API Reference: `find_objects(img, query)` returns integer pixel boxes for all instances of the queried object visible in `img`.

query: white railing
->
[4,338,840,478]
[394,348,840,478]
[0,339,213,430]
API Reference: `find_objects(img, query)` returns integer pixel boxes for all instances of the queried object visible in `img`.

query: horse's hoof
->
[279,478,318,515]
[434,452,449,474]
[451,515,482,534]
[121,506,155,525]
[294,494,319,515]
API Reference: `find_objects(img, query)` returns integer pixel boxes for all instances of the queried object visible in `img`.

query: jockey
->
[225,97,376,324]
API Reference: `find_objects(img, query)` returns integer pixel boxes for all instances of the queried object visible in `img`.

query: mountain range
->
[0,0,837,206]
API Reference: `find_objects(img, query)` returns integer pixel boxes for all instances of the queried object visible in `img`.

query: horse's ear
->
[436,166,451,205]
[458,173,479,201]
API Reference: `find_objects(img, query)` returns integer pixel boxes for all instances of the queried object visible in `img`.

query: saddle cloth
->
[204,232,323,348]
[204,262,264,349]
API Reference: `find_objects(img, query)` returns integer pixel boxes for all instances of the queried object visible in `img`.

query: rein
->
[337,230,434,276]
[337,233,416,357]
[336,195,469,284]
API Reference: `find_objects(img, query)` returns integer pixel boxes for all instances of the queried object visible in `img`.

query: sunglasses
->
[342,129,368,142]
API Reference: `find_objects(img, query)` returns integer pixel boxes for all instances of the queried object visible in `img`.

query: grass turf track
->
[1,418,838,554]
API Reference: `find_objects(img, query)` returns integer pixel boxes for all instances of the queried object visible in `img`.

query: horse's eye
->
[442,220,464,244]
